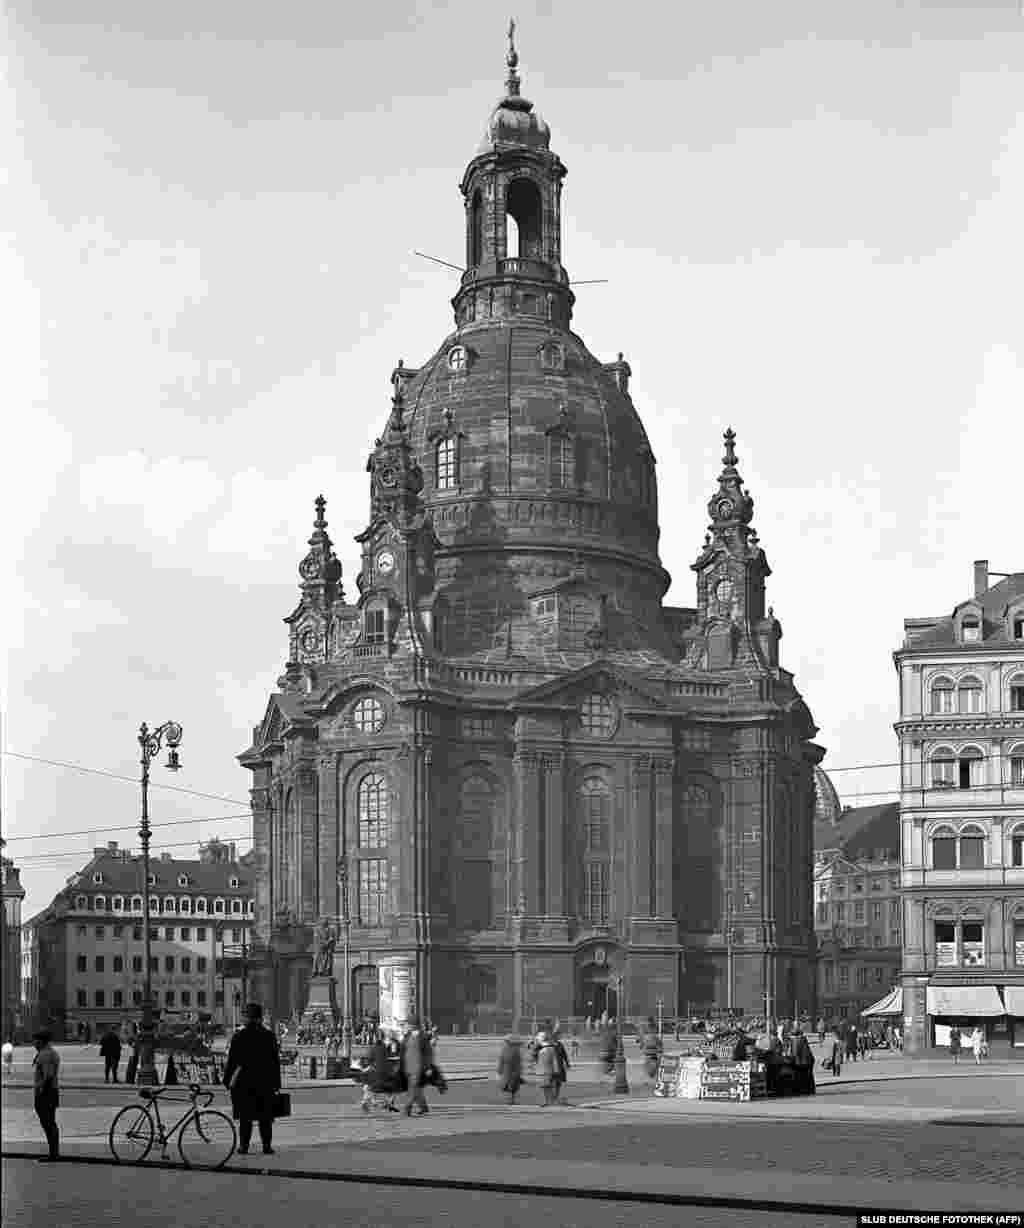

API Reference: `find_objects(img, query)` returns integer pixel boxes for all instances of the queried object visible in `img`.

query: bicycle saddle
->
[138,1088,156,1099]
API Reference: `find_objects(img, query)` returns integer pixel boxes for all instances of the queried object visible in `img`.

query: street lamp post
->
[656,997,664,1040]
[137,720,183,1087]
[612,973,629,1094]
[336,858,352,1063]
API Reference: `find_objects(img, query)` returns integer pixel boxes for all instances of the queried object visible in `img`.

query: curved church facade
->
[239,35,824,1031]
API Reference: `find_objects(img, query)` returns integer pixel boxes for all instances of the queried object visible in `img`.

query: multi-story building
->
[814,801,902,1021]
[21,839,255,1039]
[2,837,26,1040]
[896,560,1024,1053]
[239,32,825,1033]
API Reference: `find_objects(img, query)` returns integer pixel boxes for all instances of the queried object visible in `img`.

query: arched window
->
[580,776,612,924]
[957,746,984,790]
[436,437,457,490]
[94,895,107,912]
[358,773,389,848]
[469,189,483,267]
[1009,744,1024,788]
[548,433,570,488]
[213,898,225,914]
[195,897,207,914]
[1011,674,1024,713]
[931,825,957,869]
[959,824,986,869]
[957,676,983,714]
[456,775,495,929]
[1010,822,1024,868]
[163,897,176,914]
[112,896,124,912]
[930,678,955,714]
[131,895,143,913]
[930,747,955,787]
[179,897,191,914]
[505,178,542,261]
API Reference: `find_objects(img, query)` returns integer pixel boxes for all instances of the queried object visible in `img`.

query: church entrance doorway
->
[577,964,618,1020]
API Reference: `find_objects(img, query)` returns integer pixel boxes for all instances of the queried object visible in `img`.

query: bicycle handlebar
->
[139,1083,217,1107]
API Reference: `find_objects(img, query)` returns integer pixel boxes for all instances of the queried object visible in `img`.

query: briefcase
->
[272,1091,291,1119]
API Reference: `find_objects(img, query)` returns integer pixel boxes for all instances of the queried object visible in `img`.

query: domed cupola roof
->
[477,21,551,154]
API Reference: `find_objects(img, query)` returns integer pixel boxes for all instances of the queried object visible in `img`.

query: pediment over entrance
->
[512,661,668,711]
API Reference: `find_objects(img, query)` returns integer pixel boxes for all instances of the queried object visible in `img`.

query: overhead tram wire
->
[15,831,254,867]
[2,749,250,807]
[3,809,254,844]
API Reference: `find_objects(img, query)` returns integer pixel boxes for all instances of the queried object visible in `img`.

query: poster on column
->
[392,965,417,1031]
[379,966,394,1032]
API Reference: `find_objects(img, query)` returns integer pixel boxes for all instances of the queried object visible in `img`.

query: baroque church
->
[239,33,824,1031]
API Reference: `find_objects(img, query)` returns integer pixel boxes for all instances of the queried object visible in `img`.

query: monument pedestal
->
[301,975,339,1026]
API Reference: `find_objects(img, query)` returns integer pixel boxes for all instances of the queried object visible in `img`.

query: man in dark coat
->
[400,1019,432,1116]
[99,1028,122,1083]
[223,1003,281,1155]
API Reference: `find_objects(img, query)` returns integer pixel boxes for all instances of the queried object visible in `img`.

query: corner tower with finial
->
[453,21,573,330]
[686,429,781,671]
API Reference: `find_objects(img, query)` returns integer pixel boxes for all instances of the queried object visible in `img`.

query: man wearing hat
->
[223,1003,282,1155]
[32,1029,60,1161]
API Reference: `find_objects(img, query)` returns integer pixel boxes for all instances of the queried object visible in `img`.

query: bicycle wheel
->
[109,1104,155,1163]
[177,1109,236,1170]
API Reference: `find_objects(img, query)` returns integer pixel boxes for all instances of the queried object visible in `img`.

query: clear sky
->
[3,0,1022,921]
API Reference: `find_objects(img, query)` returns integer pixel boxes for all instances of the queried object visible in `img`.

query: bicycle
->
[109,1083,236,1169]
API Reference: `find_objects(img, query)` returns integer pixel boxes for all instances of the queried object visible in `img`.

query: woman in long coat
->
[223,1003,281,1155]
[535,1033,558,1106]
[497,1037,523,1104]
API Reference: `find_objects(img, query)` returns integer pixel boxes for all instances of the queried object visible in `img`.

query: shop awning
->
[1003,987,1024,1016]
[926,985,1004,1017]
[861,988,903,1017]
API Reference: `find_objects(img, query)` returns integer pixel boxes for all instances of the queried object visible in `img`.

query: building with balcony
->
[896,560,1024,1053]
[813,802,901,1021]
[21,840,255,1039]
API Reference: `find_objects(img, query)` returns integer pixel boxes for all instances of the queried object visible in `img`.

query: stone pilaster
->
[653,755,675,918]
[317,756,338,920]
[513,749,541,914]
[249,777,273,945]
[296,764,318,923]
[631,754,654,918]
[542,753,566,916]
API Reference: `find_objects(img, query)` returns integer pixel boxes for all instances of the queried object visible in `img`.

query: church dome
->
[814,765,842,826]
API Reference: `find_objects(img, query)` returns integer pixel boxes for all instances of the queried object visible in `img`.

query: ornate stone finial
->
[506,17,521,97]
[314,494,327,530]
[722,428,738,469]
[387,382,406,434]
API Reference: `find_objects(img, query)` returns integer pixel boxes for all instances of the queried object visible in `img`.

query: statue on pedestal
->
[312,918,337,978]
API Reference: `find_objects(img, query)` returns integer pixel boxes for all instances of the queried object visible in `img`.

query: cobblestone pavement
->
[0,1157,846,1228]
[343,1115,1024,1190]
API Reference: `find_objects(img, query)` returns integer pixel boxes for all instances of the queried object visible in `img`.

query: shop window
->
[935,921,956,967]
[962,922,985,967]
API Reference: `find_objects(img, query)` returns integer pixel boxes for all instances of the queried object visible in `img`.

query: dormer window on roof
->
[961,616,981,642]
[93,872,104,884]
[177,875,190,887]
[229,876,240,889]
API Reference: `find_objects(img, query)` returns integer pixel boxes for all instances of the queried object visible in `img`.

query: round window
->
[352,696,386,734]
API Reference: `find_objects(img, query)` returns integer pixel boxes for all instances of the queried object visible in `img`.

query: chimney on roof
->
[974,559,989,598]
[159,852,173,862]
[107,841,118,851]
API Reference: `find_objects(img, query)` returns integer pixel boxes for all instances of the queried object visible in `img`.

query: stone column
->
[653,756,675,918]
[543,753,566,916]
[513,749,541,914]
[631,755,653,919]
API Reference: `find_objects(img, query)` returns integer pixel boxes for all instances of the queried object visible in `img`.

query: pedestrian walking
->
[845,1024,859,1064]
[792,1028,816,1096]
[971,1026,986,1064]
[32,1029,60,1161]
[535,1031,559,1106]
[496,1035,523,1105]
[644,1020,664,1083]
[828,1033,843,1078]
[949,1025,962,1065]
[361,1032,399,1112]
[223,1002,282,1156]
[551,1032,570,1103]
[99,1027,122,1084]
[400,1018,432,1116]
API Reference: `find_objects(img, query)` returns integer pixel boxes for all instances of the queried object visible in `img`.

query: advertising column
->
[378,956,417,1034]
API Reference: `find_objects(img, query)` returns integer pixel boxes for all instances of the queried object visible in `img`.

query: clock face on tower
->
[376,550,396,576]
[715,578,733,604]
